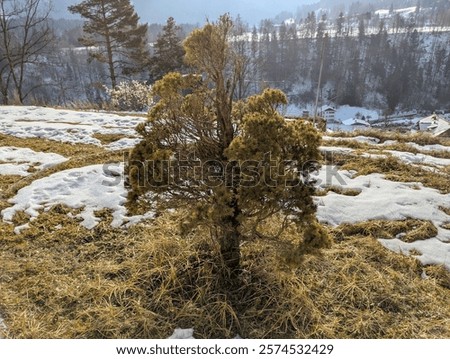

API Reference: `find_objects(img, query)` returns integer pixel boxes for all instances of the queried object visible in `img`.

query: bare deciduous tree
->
[0,0,54,104]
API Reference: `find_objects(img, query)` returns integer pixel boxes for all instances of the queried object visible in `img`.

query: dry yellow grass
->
[0,133,103,158]
[0,210,448,339]
[327,128,450,147]
[330,219,438,243]
[92,133,137,145]
[323,137,450,160]
[423,266,450,289]
[316,186,362,197]
[0,127,449,339]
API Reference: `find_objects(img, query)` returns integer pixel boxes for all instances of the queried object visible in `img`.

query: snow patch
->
[378,237,450,270]
[168,328,195,339]
[0,147,67,176]
[387,150,450,167]
[0,106,145,148]
[314,167,450,269]
[1,163,153,230]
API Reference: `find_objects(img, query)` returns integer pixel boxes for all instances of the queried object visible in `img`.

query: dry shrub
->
[0,209,449,339]
[331,219,438,243]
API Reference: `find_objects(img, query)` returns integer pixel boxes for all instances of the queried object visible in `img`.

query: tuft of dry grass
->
[0,211,448,339]
[315,186,362,197]
[423,266,450,289]
[439,206,450,216]
[92,133,137,145]
[330,219,438,243]
[0,175,23,195]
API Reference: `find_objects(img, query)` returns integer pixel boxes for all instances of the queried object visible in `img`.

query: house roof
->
[342,118,370,127]
[433,118,450,137]
[419,114,444,124]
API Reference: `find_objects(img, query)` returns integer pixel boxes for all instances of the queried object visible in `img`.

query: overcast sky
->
[57,0,318,25]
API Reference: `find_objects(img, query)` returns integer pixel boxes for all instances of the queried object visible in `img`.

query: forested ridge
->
[1,0,449,113]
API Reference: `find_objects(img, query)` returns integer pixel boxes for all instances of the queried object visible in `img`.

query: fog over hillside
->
[53,1,437,24]
[53,0,317,24]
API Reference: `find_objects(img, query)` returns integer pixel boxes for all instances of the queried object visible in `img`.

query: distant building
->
[342,118,371,129]
[419,114,439,131]
[418,114,450,137]
[321,106,336,123]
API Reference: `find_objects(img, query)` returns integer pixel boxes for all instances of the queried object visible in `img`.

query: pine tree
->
[336,12,345,37]
[68,0,150,88]
[358,17,365,41]
[126,15,328,279]
[150,17,185,81]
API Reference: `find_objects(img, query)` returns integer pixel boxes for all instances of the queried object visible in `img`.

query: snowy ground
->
[1,163,152,231]
[0,106,145,150]
[316,135,450,270]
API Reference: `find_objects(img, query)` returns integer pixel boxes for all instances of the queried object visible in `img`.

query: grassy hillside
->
[0,110,449,339]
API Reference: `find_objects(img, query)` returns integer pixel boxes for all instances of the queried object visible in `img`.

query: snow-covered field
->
[375,7,417,18]
[0,105,449,269]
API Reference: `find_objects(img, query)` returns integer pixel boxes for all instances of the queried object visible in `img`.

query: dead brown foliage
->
[0,211,448,339]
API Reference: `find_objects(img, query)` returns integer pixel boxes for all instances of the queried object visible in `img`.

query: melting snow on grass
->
[386,150,450,167]
[0,106,145,149]
[1,163,152,230]
[0,146,67,176]
[314,166,450,269]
